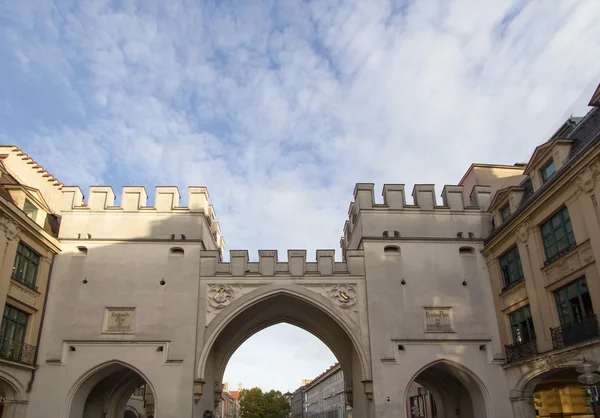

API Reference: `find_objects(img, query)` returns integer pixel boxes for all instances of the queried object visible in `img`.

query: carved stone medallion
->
[207,285,235,309]
[574,166,596,194]
[329,284,357,309]
[515,220,532,244]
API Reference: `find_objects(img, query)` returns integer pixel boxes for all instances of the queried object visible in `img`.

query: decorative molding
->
[205,284,261,325]
[8,281,39,308]
[543,240,594,286]
[541,349,580,370]
[515,219,532,244]
[329,284,358,309]
[0,215,20,241]
[207,285,235,310]
[574,165,597,194]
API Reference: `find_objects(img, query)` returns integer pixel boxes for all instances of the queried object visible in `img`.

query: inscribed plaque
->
[422,307,455,333]
[103,308,136,333]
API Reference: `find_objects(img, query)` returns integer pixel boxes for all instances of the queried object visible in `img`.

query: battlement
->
[200,249,365,277]
[352,183,491,212]
[342,183,493,251]
[60,186,224,250]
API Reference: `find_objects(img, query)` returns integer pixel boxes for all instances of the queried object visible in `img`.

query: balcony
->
[505,339,538,363]
[550,314,600,349]
[0,337,36,365]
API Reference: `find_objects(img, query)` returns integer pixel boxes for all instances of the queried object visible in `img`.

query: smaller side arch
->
[0,369,26,399]
[63,360,158,418]
[403,359,492,418]
[124,405,141,418]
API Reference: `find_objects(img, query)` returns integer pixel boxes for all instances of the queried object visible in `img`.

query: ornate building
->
[0,146,62,418]
[479,84,600,417]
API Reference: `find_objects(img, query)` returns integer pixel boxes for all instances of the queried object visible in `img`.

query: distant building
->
[291,385,306,418]
[216,383,239,418]
[295,363,346,418]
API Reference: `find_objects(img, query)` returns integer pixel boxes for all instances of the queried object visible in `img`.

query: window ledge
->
[542,240,594,288]
[500,279,526,297]
[10,279,41,295]
[0,357,36,371]
[502,335,600,369]
[543,242,577,267]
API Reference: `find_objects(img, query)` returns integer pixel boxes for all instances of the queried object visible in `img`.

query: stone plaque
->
[103,308,135,333]
[422,307,455,333]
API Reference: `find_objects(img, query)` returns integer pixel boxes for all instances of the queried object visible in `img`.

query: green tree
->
[239,387,291,418]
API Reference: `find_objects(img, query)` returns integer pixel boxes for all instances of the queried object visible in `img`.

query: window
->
[0,305,29,343]
[499,246,524,290]
[540,207,575,260]
[509,305,535,344]
[23,199,37,220]
[12,242,40,290]
[540,159,556,183]
[500,203,511,222]
[555,277,594,325]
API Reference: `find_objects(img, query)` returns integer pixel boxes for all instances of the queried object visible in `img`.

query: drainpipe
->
[26,253,55,393]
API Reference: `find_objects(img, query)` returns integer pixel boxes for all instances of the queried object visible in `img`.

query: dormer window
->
[500,203,511,223]
[23,199,37,220]
[540,159,556,184]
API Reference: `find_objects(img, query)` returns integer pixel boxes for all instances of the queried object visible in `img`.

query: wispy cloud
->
[2,0,600,391]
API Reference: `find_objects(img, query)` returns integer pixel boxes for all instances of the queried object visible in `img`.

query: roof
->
[228,391,240,400]
[589,83,600,107]
[486,106,600,243]
[458,163,527,186]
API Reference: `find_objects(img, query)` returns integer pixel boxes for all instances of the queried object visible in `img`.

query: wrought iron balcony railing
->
[505,338,538,363]
[550,314,600,349]
[0,337,36,365]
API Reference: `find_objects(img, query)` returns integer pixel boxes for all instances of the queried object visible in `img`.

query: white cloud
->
[2,0,600,392]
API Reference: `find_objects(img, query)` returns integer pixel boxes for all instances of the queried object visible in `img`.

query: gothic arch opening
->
[520,367,592,417]
[405,361,489,418]
[0,374,21,418]
[67,362,156,418]
[198,287,370,417]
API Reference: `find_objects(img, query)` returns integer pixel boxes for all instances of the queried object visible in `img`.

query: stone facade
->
[20,177,513,418]
[6,83,599,418]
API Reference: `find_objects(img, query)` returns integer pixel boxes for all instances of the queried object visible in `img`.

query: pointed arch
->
[404,359,491,418]
[197,282,370,382]
[0,368,26,399]
[63,360,158,418]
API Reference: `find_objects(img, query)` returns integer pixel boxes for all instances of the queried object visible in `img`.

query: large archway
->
[405,360,490,418]
[197,285,371,417]
[66,361,156,418]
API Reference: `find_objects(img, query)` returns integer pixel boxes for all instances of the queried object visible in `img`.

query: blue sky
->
[2,0,600,393]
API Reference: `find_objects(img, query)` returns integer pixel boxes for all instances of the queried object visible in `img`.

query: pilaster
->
[510,391,537,418]
[572,167,600,315]
[515,220,554,353]
[0,216,21,316]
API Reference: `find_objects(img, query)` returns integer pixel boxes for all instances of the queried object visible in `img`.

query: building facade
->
[291,386,305,418]
[302,363,346,418]
[2,83,597,418]
[480,85,600,418]
[0,147,63,418]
